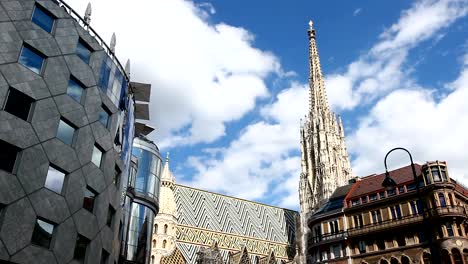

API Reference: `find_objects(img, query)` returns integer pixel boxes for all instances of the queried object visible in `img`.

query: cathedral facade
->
[150,157,298,264]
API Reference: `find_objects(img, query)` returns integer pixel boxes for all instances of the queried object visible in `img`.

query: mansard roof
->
[346,164,422,199]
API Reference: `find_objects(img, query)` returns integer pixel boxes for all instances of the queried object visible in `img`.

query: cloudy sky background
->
[67,0,468,210]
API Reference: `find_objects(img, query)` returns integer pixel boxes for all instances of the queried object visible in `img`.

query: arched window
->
[151,255,155,264]
[422,252,431,264]
[390,257,398,264]
[441,250,450,264]
[162,240,167,248]
[463,248,468,263]
[164,224,168,234]
[452,248,463,264]
[401,255,410,264]
[380,259,389,264]
[154,224,158,234]
[152,239,156,248]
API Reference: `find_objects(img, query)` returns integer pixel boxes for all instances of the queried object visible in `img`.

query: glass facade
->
[131,144,162,201]
[91,145,103,167]
[31,5,54,33]
[19,45,45,74]
[57,119,75,145]
[125,202,155,264]
[45,166,65,193]
[76,40,92,64]
[98,54,128,108]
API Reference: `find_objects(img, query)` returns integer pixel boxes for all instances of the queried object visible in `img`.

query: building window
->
[331,244,341,258]
[154,224,158,234]
[164,224,168,234]
[399,185,406,194]
[352,199,360,206]
[432,167,441,182]
[446,222,454,237]
[57,119,76,145]
[441,167,447,181]
[329,220,339,234]
[439,193,447,207]
[91,145,103,167]
[379,191,386,199]
[387,188,396,197]
[162,240,166,248]
[77,39,92,64]
[314,226,322,241]
[0,139,20,173]
[31,4,55,33]
[67,77,85,103]
[113,166,121,187]
[361,196,368,204]
[390,205,402,219]
[100,250,109,264]
[369,193,378,201]
[19,45,45,74]
[371,210,382,223]
[98,105,111,128]
[73,235,89,263]
[45,165,66,194]
[83,187,97,213]
[106,206,115,227]
[396,236,406,247]
[31,218,55,248]
[4,88,34,121]
[377,239,385,251]
[406,183,416,191]
[353,214,364,228]
[358,241,366,254]
[410,200,422,215]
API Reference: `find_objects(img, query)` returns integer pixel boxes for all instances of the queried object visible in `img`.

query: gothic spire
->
[307,20,329,114]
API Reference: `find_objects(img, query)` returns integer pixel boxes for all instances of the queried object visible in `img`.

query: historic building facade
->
[307,161,468,264]
[150,160,298,264]
[0,0,158,263]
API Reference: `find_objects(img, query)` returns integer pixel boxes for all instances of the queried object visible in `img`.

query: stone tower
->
[299,21,352,215]
[151,153,178,264]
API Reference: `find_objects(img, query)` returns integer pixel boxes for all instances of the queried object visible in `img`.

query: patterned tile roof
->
[174,184,298,263]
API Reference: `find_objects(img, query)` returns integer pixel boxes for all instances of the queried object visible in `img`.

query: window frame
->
[31,218,56,249]
[3,88,35,121]
[67,76,86,104]
[31,4,56,34]
[44,164,67,194]
[0,139,21,173]
[56,118,77,146]
[76,38,93,64]
[18,44,46,75]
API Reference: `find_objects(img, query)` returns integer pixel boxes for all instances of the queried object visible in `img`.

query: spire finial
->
[166,152,170,162]
[309,20,314,30]
[110,33,116,53]
[84,3,92,25]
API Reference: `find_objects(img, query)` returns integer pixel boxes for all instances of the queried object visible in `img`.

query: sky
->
[66,0,468,210]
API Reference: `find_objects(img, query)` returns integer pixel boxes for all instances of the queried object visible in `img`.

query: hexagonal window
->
[106,205,115,227]
[91,145,103,167]
[44,165,66,194]
[57,119,76,146]
[100,250,109,264]
[31,218,55,249]
[4,88,34,121]
[83,187,97,213]
[0,139,20,173]
[73,234,89,263]
[19,44,45,74]
[31,4,55,33]
[67,77,85,103]
[76,39,92,64]
[98,104,111,128]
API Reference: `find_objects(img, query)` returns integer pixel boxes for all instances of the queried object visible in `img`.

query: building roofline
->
[175,184,298,213]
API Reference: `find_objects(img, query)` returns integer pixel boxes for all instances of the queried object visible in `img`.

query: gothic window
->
[162,240,166,248]
[164,224,168,234]
[154,224,158,234]
[439,193,447,207]
[152,239,156,248]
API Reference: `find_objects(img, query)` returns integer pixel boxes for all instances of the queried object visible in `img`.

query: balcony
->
[308,231,347,247]
[347,213,423,237]
[426,205,467,218]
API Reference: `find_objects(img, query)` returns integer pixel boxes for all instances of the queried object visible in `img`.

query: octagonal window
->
[77,39,92,64]
[67,77,85,103]
[91,145,103,167]
[0,139,20,173]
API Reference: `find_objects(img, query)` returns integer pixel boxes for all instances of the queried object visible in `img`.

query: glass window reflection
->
[45,165,65,193]
[83,187,97,212]
[31,5,55,33]
[98,106,110,128]
[125,202,154,263]
[57,119,75,145]
[77,39,92,64]
[91,145,103,167]
[31,218,55,248]
[19,45,45,74]
[67,78,84,103]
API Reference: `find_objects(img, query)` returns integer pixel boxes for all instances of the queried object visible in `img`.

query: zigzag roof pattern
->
[174,184,298,263]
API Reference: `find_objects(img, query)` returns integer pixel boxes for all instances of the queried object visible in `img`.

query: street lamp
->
[382,147,437,263]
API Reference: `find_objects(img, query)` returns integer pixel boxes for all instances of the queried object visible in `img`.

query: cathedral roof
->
[346,164,422,199]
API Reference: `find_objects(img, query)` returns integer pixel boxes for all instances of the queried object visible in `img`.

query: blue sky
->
[68,0,468,210]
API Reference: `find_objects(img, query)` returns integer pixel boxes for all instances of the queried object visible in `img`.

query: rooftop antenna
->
[125,59,131,78]
[110,33,116,53]
[84,3,92,26]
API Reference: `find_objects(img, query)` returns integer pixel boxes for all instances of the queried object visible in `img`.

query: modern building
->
[0,0,155,263]
[297,21,353,264]
[307,161,468,264]
[150,159,298,264]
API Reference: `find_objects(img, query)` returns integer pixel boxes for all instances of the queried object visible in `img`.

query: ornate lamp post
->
[382,147,437,263]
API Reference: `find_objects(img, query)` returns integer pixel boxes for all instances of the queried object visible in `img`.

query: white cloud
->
[349,56,468,184]
[353,8,362,16]
[326,0,468,111]
[181,83,309,208]
[66,0,280,147]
